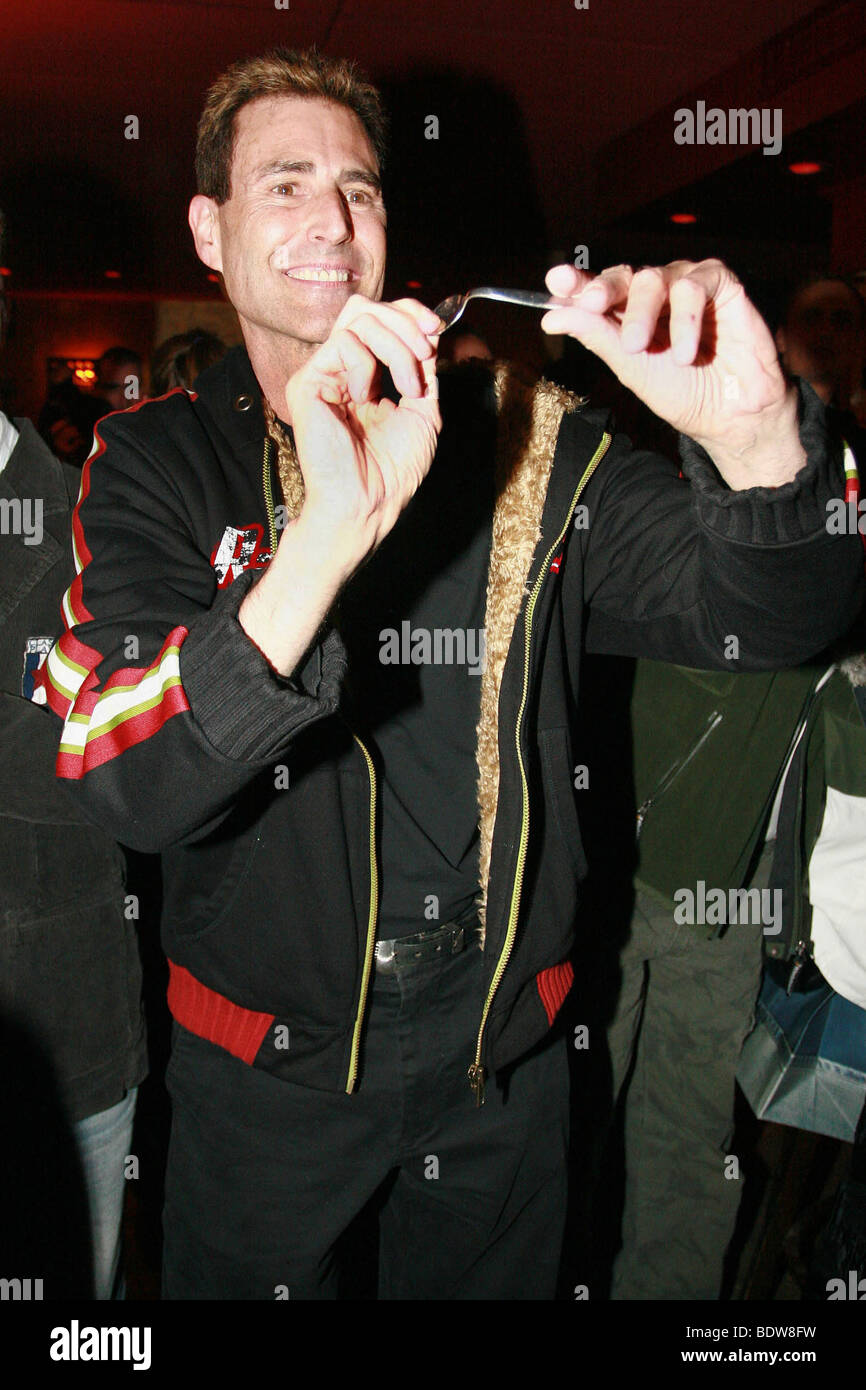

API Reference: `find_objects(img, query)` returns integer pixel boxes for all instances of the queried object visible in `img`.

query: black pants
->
[162,934,569,1299]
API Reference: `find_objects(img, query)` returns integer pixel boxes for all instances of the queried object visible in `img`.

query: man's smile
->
[280,262,357,284]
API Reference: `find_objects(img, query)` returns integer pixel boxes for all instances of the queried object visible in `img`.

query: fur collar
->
[475,364,583,935]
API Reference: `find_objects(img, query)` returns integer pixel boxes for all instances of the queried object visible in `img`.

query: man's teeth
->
[285,268,352,282]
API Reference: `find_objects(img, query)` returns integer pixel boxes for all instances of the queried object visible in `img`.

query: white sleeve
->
[808,786,866,1007]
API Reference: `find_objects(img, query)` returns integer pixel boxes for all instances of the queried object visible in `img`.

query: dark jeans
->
[162,931,569,1299]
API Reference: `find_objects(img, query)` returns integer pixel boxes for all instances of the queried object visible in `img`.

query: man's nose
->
[307,188,354,242]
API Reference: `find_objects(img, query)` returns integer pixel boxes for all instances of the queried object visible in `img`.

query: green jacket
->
[631,656,866,953]
[632,660,823,928]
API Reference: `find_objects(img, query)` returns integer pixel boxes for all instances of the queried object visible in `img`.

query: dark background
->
[0,0,864,416]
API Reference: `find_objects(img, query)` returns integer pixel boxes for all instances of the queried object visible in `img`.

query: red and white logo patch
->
[210,524,272,588]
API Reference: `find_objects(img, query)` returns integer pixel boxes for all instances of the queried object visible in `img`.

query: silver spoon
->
[433,286,573,332]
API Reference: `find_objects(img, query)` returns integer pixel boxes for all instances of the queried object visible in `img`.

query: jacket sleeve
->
[579,381,865,669]
[44,410,347,853]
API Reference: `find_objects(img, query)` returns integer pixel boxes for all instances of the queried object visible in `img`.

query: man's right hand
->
[287,294,442,574]
[239,296,442,677]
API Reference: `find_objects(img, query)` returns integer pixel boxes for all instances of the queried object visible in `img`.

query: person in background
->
[0,209,147,1298]
[150,328,227,397]
[775,275,866,425]
[440,331,492,365]
[37,361,105,468]
[575,269,865,1301]
[94,346,144,415]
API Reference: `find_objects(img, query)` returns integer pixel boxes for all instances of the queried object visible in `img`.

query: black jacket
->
[0,419,146,1123]
[44,349,864,1099]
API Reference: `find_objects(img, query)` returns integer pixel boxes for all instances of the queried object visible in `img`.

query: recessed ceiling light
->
[670,213,698,224]
[788,161,822,175]
[104,269,121,279]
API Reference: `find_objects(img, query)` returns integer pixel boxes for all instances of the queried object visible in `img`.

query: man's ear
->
[188,195,222,272]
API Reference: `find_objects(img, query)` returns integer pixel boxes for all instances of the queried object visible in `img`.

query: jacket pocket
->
[540,727,588,880]
[166,818,264,941]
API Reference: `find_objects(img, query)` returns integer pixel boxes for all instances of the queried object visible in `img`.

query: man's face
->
[193,95,387,352]
[777,281,865,401]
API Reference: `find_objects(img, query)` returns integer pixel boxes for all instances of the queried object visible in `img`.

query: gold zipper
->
[347,734,380,1092]
[468,431,613,1105]
[262,438,278,556]
[261,437,379,1093]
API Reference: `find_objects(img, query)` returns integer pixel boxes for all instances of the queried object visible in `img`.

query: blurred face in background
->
[96,356,142,414]
[776,280,866,407]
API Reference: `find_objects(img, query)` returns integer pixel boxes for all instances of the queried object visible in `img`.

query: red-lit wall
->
[3,295,156,421]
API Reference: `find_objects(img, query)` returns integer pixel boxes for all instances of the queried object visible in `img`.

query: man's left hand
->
[541,259,806,490]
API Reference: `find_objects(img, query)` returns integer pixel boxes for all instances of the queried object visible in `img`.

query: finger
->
[421,352,439,400]
[335,294,441,354]
[540,302,624,364]
[540,264,634,343]
[545,264,593,298]
[568,264,634,315]
[344,313,431,398]
[668,273,708,366]
[620,266,670,354]
[389,297,445,337]
[317,328,381,405]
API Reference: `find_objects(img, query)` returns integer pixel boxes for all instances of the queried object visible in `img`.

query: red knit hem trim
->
[536,959,574,1026]
[167,960,275,1065]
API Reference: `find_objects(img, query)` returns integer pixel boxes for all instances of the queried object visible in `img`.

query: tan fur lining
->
[475,363,583,941]
[262,396,305,522]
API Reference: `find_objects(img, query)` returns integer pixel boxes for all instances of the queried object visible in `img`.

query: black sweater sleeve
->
[579,380,865,668]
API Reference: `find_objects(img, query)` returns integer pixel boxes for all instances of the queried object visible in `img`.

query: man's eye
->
[273,183,297,196]
[346,188,372,205]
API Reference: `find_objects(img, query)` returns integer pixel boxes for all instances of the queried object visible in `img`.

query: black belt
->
[373,915,479,974]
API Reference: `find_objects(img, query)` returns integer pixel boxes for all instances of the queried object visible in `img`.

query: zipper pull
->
[786,941,811,995]
[468,1062,486,1107]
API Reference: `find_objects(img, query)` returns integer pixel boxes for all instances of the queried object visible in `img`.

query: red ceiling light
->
[788,161,822,175]
[0,266,11,277]
[406,279,423,289]
[207,273,220,283]
[670,212,697,225]
[104,269,121,279]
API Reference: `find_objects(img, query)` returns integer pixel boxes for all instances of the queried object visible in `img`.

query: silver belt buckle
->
[374,939,396,969]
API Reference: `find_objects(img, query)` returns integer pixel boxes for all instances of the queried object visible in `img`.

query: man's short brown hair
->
[195,47,388,204]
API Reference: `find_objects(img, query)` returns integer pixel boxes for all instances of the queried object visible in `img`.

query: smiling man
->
[44,48,864,1300]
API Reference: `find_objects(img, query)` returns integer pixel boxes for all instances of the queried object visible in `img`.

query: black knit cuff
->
[678,379,843,545]
[180,570,348,762]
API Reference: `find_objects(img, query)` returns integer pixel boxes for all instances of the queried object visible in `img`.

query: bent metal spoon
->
[433,286,574,332]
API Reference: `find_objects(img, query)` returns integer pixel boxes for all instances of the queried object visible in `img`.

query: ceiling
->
[1,0,863,302]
